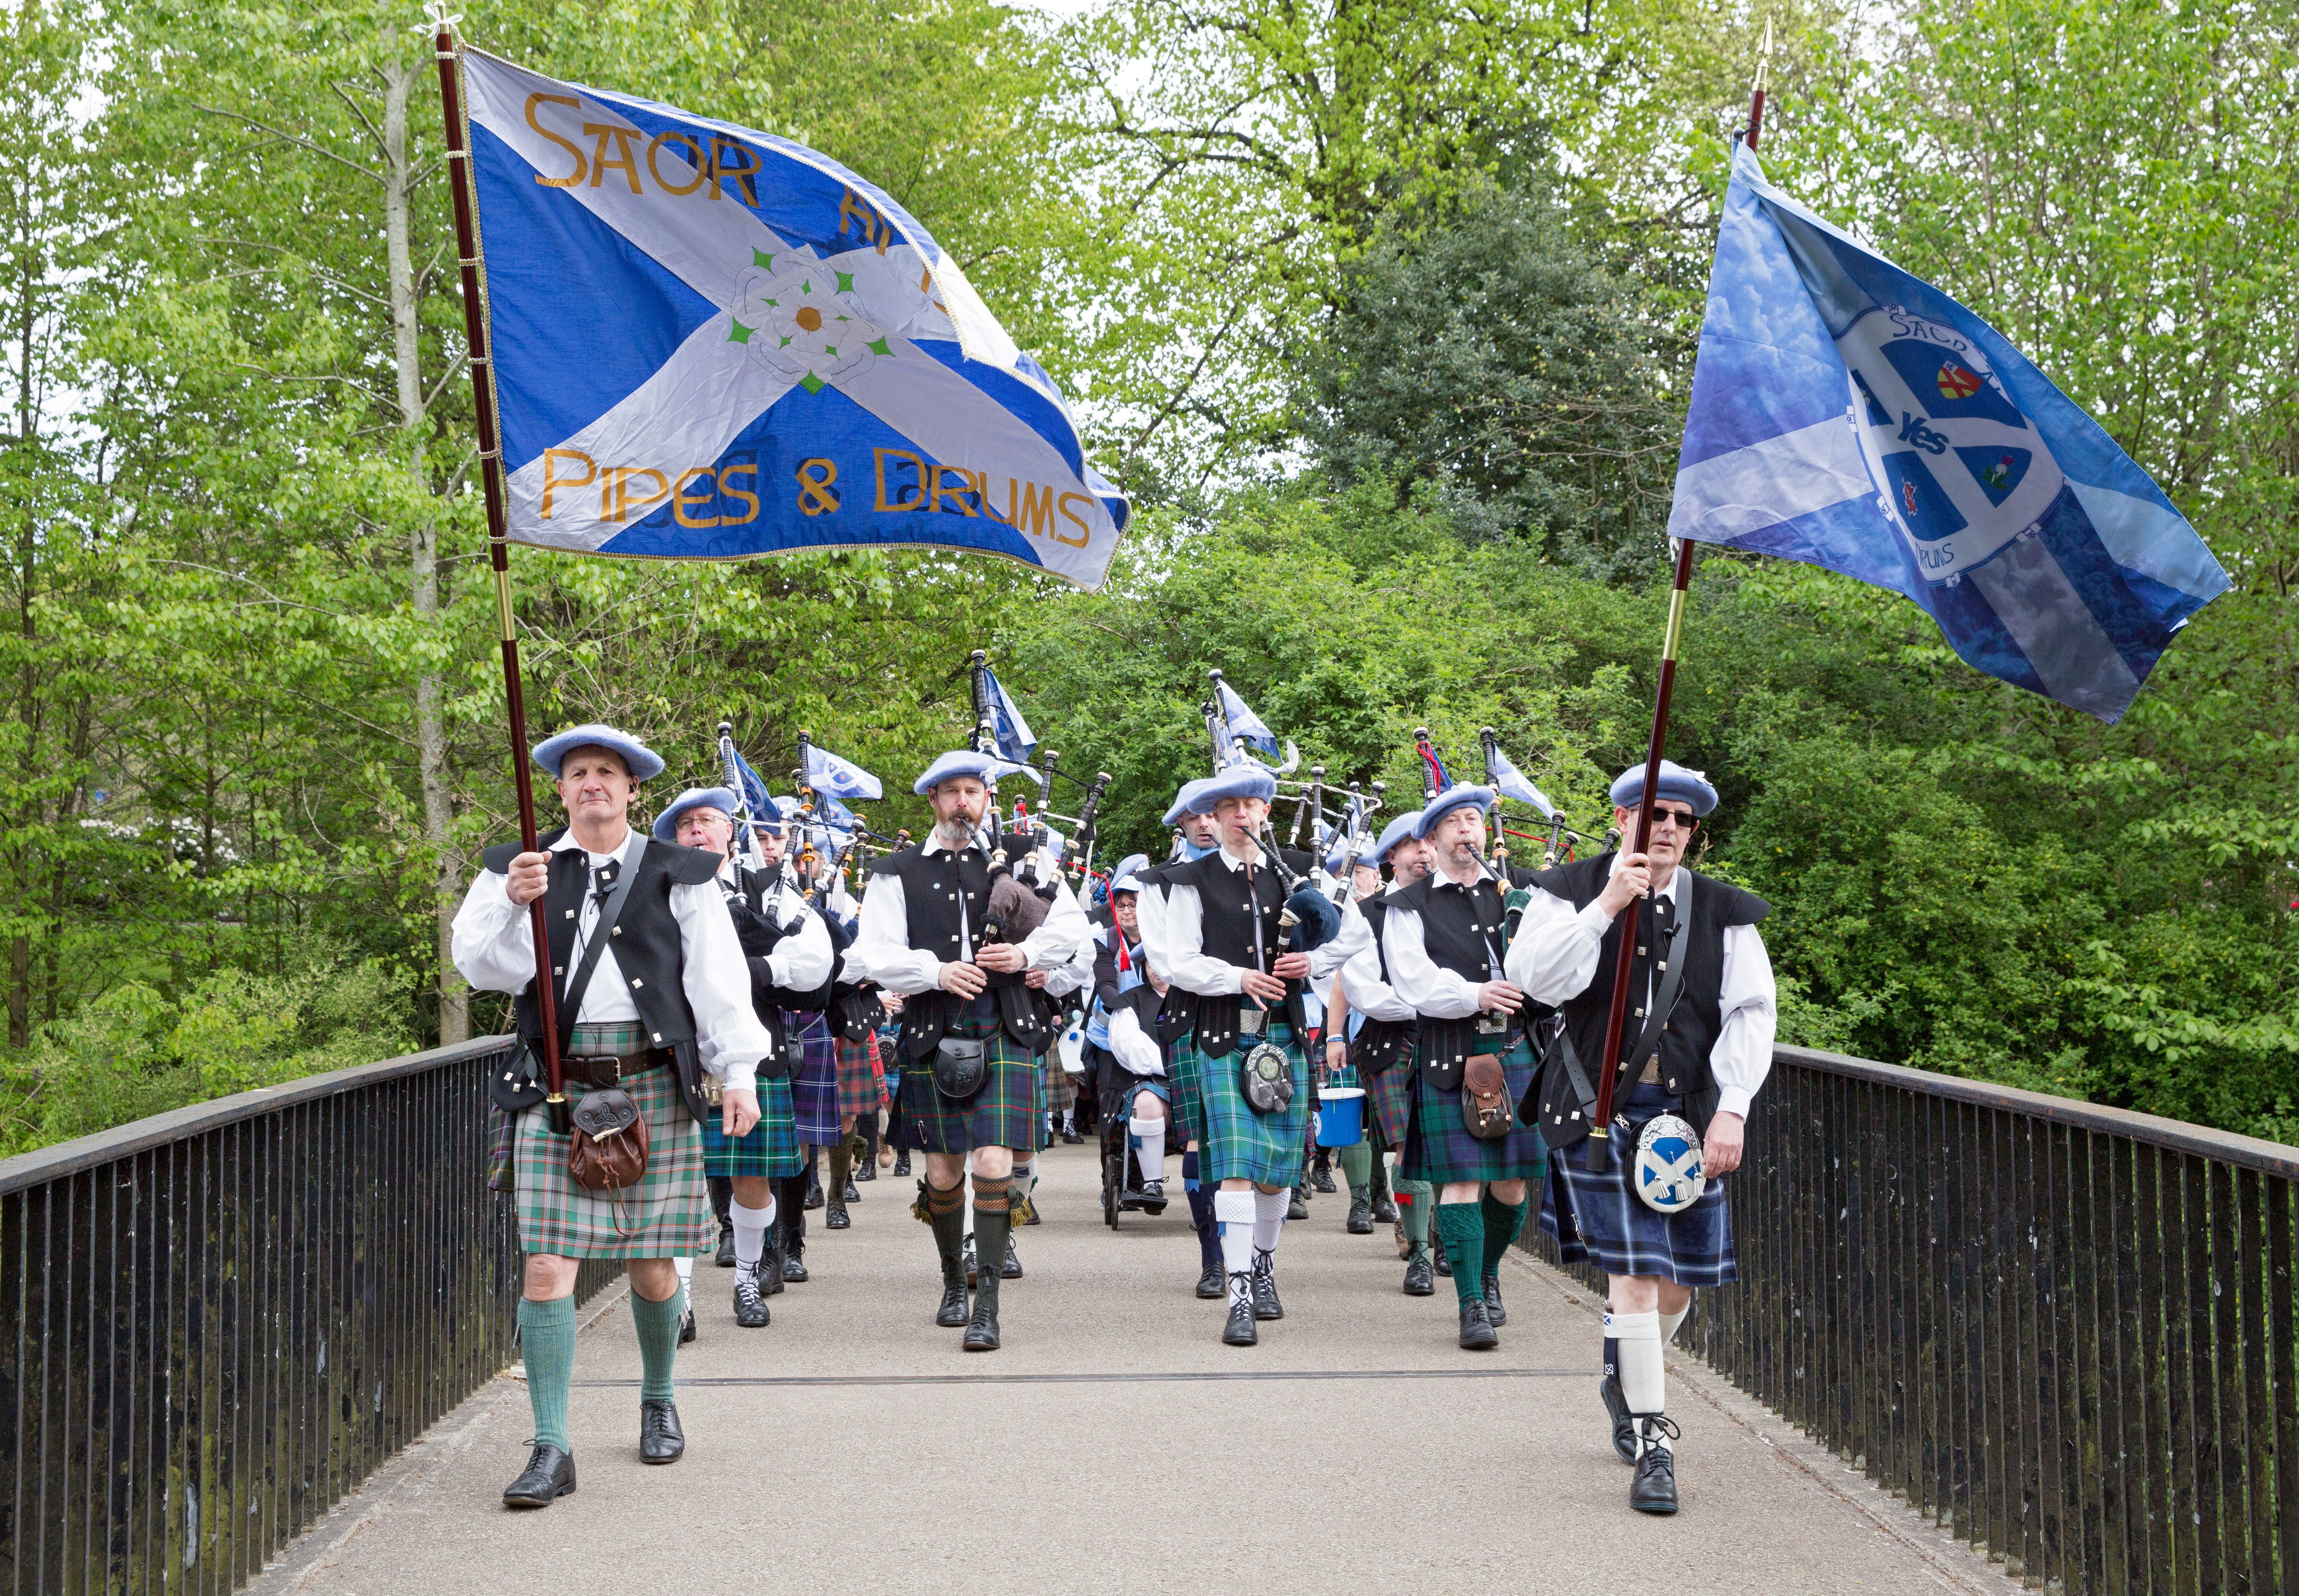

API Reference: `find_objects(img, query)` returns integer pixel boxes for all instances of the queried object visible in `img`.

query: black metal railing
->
[0,1037,620,1596]
[1528,1043,2299,1595]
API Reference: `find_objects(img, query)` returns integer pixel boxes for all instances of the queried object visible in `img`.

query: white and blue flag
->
[1216,680,1280,759]
[461,50,1129,586]
[1669,145,2229,723]
[980,668,1037,764]
[803,742,882,803]
[1486,743,1556,818]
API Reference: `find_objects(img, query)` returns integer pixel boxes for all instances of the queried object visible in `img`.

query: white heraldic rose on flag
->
[458,49,1129,587]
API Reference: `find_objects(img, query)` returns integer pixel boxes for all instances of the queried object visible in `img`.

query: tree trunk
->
[382,45,467,1044]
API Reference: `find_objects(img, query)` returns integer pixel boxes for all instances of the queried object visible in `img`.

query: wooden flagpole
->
[1585,27,1771,1169]
[433,18,569,1126]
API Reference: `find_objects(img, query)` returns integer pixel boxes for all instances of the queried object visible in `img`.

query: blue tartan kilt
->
[1403,1036,1547,1186]
[895,1017,1042,1154]
[1167,1027,1204,1147]
[1540,1082,1735,1288]
[789,1010,843,1145]
[701,1076,801,1178]
[1185,1022,1309,1188]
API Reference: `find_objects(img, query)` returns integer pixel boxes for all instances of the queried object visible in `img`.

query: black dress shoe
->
[1222,1287,1258,1346]
[843,1177,861,1202]
[1022,1196,1043,1225]
[1000,1240,1022,1279]
[1312,1166,1337,1195]
[639,1399,684,1463]
[678,1305,697,1344]
[763,1235,787,1296]
[893,1151,911,1176]
[1629,1417,1681,1514]
[1458,1298,1499,1350]
[1483,1273,1506,1327]
[1401,1250,1435,1296]
[502,1443,576,1507]
[1250,1257,1283,1321]
[1287,1186,1309,1221]
[962,1239,978,1287]
[1372,1194,1398,1223]
[935,1281,970,1328]
[781,1247,808,1284]
[714,1228,736,1268]
[1195,1259,1226,1300]
[825,1199,850,1230]
[1433,1239,1452,1278]
[734,1271,770,1328]
[1136,1177,1167,1212]
[962,1302,1001,1351]
[1346,1195,1373,1234]
[1061,1126,1082,1144]
[855,1161,876,1182]
[1600,1374,1638,1463]
[803,1177,824,1210]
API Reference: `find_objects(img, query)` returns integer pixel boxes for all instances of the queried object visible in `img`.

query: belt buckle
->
[1237,1006,1267,1037]
[1472,1012,1506,1038]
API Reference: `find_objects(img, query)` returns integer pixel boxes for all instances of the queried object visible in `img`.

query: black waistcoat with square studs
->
[1167,847,1306,1059]
[870,831,1052,1059]
[1390,869,1513,1069]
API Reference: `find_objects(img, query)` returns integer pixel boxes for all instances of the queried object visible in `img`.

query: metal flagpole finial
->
[1753,15,1774,92]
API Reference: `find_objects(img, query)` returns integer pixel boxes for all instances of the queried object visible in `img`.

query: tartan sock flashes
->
[517,1296,577,1450]
[1434,1202,1488,1309]
[970,1173,1013,1313]
[1479,1192,1528,1278]
[630,1289,683,1403]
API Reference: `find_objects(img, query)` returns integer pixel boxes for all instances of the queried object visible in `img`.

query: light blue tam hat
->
[1109,852,1151,893]
[1609,760,1719,817]
[533,723,664,782]
[1185,764,1277,815]
[1162,777,1217,828]
[1414,785,1495,839]
[1371,809,1426,861]
[652,786,738,842]
[913,749,1016,796]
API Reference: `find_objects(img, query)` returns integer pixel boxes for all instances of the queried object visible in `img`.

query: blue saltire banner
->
[980,668,1037,763]
[1216,681,1279,758]
[1486,743,1556,818]
[462,50,1130,586]
[1668,144,2229,724]
[803,742,881,802]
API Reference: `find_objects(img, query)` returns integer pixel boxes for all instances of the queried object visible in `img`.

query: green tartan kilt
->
[1402,1035,1548,1187]
[895,1019,1043,1154]
[515,1064,713,1260]
[1185,1022,1309,1188]
[1168,1027,1204,1147]
[701,1076,801,1178]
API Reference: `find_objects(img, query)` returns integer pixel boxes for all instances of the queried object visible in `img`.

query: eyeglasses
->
[1648,807,1698,831]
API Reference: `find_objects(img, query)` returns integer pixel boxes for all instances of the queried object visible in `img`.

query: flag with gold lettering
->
[460,49,1130,587]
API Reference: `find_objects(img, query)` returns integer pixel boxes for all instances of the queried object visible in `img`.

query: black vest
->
[733,866,837,1012]
[870,832,1051,1059]
[1348,893,1416,1075]
[1167,847,1305,1059]
[1531,852,1770,1133]
[1391,867,1516,1070]
[480,828,724,1123]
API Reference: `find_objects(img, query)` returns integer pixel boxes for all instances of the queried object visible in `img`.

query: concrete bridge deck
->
[249,1144,2008,1596]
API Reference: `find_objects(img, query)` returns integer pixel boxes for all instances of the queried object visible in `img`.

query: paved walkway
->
[256,1144,2005,1596]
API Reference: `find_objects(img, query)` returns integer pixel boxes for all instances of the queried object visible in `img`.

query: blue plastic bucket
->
[1315,1086,1366,1148]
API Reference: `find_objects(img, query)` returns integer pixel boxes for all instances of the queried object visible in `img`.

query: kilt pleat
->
[1186,1022,1309,1188]
[836,1031,888,1121]
[1365,1062,1414,1149]
[702,1075,800,1178]
[897,1020,1041,1153]
[1539,1082,1735,1287]
[1402,1036,1547,1186]
[790,1010,843,1145]
[515,1065,712,1260]
[1167,1028,1205,1147]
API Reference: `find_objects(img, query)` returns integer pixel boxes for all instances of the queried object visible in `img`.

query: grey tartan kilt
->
[1179,1023,1309,1188]
[1539,1082,1735,1287]
[515,1064,713,1261]
[1402,1036,1548,1187]
[895,1018,1043,1154]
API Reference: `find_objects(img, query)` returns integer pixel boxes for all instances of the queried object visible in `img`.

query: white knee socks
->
[1607,1308,1667,1442]
[1250,1186,1288,1254]
[672,1254,693,1307]
[1130,1112,1166,1180]
[731,1197,774,1276]
[1660,1302,1689,1345]
[1214,1190,1256,1305]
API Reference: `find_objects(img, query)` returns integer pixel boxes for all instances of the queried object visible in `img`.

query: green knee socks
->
[1434,1202,1488,1308]
[630,1289,683,1402]
[517,1296,577,1449]
[1337,1142,1372,1196]
[1480,1192,1527,1281]
[971,1172,1013,1313]
[926,1178,966,1283]
[1395,1175,1434,1253]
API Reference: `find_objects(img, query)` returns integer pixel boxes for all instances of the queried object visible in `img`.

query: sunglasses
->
[1647,807,1698,831]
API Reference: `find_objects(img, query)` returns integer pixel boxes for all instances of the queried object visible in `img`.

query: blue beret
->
[913,749,1024,795]
[1109,851,1151,894]
[1372,809,1425,861]
[1609,760,1718,817]
[1162,778,1217,828]
[1414,785,1494,839]
[534,723,663,782]
[1186,765,1277,815]
[651,786,738,842]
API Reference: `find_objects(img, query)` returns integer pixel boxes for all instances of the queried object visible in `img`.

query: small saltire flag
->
[1669,144,2230,724]
[804,742,882,803]
[981,669,1037,763]
[728,746,778,825]
[1487,744,1556,818]
[460,50,1130,586]
[1216,680,1280,759]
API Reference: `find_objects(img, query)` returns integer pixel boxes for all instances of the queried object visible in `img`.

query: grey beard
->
[1444,841,1484,874]
[933,817,979,850]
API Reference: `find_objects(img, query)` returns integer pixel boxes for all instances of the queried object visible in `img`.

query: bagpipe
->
[961,648,1114,944]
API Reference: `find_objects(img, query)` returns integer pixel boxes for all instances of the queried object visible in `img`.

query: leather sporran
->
[932,1035,989,1101]
[1240,1042,1295,1115]
[1460,1053,1515,1140]
[567,1088,649,1190]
